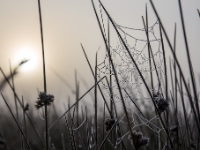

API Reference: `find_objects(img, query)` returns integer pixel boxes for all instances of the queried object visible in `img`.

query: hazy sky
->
[0,0,199,106]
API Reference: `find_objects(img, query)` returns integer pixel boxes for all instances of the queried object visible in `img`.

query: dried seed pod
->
[128,130,150,150]
[35,92,54,109]
[155,97,169,113]
[104,118,115,132]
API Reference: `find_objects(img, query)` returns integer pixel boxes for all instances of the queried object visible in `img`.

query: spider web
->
[97,4,165,106]
[93,5,168,148]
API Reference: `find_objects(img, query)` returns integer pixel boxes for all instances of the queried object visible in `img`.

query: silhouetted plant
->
[35,92,54,109]
[128,130,150,150]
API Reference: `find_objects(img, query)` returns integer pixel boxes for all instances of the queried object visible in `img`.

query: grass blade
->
[1,94,32,150]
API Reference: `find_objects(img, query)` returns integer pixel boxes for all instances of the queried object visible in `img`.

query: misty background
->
[0,0,199,110]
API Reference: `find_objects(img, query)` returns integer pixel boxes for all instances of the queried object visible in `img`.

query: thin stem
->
[9,60,20,148]
[45,106,48,150]
[95,52,98,149]
[81,44,112,116]
[9,60,19,122]
[37,0,47,93]
[149,0,200,133]
[91,0,136,146]
[37,0,48,149]
[98,1,174,148]
[48,76,107,130]
[178,0,200,121]
[1,94,32,150]
[0,67,45,147]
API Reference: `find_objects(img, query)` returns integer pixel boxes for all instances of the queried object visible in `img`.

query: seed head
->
[104,118,115,132]
[153,92,169,113]
[128,130,150,150]
[155,98,169,113]
[35,92,54,109]
[24,103,29,111]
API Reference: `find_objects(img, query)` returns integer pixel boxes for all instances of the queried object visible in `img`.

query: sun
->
[13,47,39,73]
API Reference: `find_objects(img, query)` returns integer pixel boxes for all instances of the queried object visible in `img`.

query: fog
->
[0,0,199,109]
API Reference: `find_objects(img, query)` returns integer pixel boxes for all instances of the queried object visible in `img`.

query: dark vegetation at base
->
[0,109,191,150]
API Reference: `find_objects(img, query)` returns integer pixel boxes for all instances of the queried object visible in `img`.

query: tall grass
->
[0,0,199,150]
